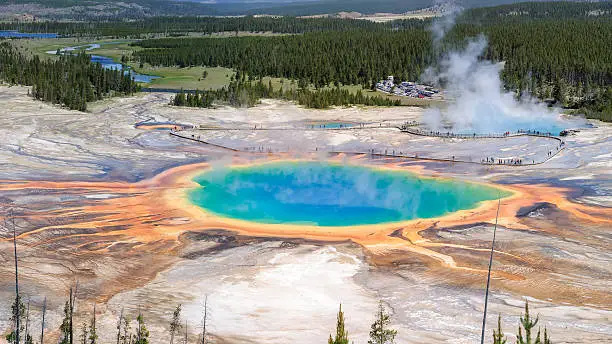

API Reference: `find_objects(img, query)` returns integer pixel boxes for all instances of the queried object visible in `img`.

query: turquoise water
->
[317,122,354,129]
[189,162,509,226]
[454,119,585,136]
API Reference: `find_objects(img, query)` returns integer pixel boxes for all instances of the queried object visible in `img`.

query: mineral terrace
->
[0,86,610,343]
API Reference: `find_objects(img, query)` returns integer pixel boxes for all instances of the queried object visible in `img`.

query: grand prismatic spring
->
[189,162,510,226]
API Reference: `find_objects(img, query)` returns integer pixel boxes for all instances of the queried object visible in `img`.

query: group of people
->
[244,146,274,153]
[307,123,368,129]
[383,149,407,156]
[482,157,526,165]
[517,129,554,136]
[402,126,563,140]
[482,142,565,165]
[402,128,482,138]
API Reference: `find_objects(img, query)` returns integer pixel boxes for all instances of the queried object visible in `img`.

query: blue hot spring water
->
[306,122,356,129]
[188,162,510,226]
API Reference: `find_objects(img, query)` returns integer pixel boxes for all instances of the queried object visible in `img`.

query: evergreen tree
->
[328,304,349,344]
[552,79,566,106]
[516,301,539,344]
[493,315,507,344]
[134,313,150,344]
[5,296,26,344]
[89,305,98,344]
[368,301,397,344]
[59,301,71,344]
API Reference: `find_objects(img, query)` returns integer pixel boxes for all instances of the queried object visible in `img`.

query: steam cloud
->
[430,0,461,44]
[422,9,586,135]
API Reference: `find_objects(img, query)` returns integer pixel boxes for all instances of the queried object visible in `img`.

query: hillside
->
[0,0,591,20]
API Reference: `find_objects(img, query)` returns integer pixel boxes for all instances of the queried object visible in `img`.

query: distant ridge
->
[0,0,592,19]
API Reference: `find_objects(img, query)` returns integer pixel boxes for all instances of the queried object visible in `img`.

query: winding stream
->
[47,42,160,83]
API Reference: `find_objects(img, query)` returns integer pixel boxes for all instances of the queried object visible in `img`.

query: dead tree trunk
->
[40,297,46,344]
[200,296,208,344]
[25,299,30,343]
[10,209,20,344]
[69,288,73,344]
[91,304,96,344]
[184,321,188,344]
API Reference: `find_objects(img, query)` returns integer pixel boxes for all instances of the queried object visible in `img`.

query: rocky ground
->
[0,86,610,343]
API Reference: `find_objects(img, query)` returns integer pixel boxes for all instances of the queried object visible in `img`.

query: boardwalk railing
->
[169,129,566,167]
[400,127,563,142]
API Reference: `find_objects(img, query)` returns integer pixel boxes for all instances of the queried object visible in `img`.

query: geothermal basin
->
[188,162,510,226]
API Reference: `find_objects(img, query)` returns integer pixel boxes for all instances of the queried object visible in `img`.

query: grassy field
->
[91,41,139,60]
[11,38,133,57]
[132,63,234,90]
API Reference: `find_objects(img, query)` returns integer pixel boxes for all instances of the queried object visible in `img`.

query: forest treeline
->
[134,30,433,88]
[0,16,403,37]
[132,17,611,119]
[2,0,610,21]
[170,74,401,109]
[1,2,610,37]
[0,43,138,110]
[461,1,612,23]
[0,0,431,19]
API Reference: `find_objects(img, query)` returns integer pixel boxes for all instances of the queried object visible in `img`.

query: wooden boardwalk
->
[169,125,566,166]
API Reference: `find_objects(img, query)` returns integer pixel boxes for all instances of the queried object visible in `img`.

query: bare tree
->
[79,321,88,344]
[480,198,502,344]
[9,209,21,344]
[121,316,131,344]
[40,297,47,344]
[200,296,209,344]
[24,299,30,344]
[183,320,188,344]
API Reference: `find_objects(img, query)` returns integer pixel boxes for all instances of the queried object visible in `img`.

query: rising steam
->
[422,9,586,135]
